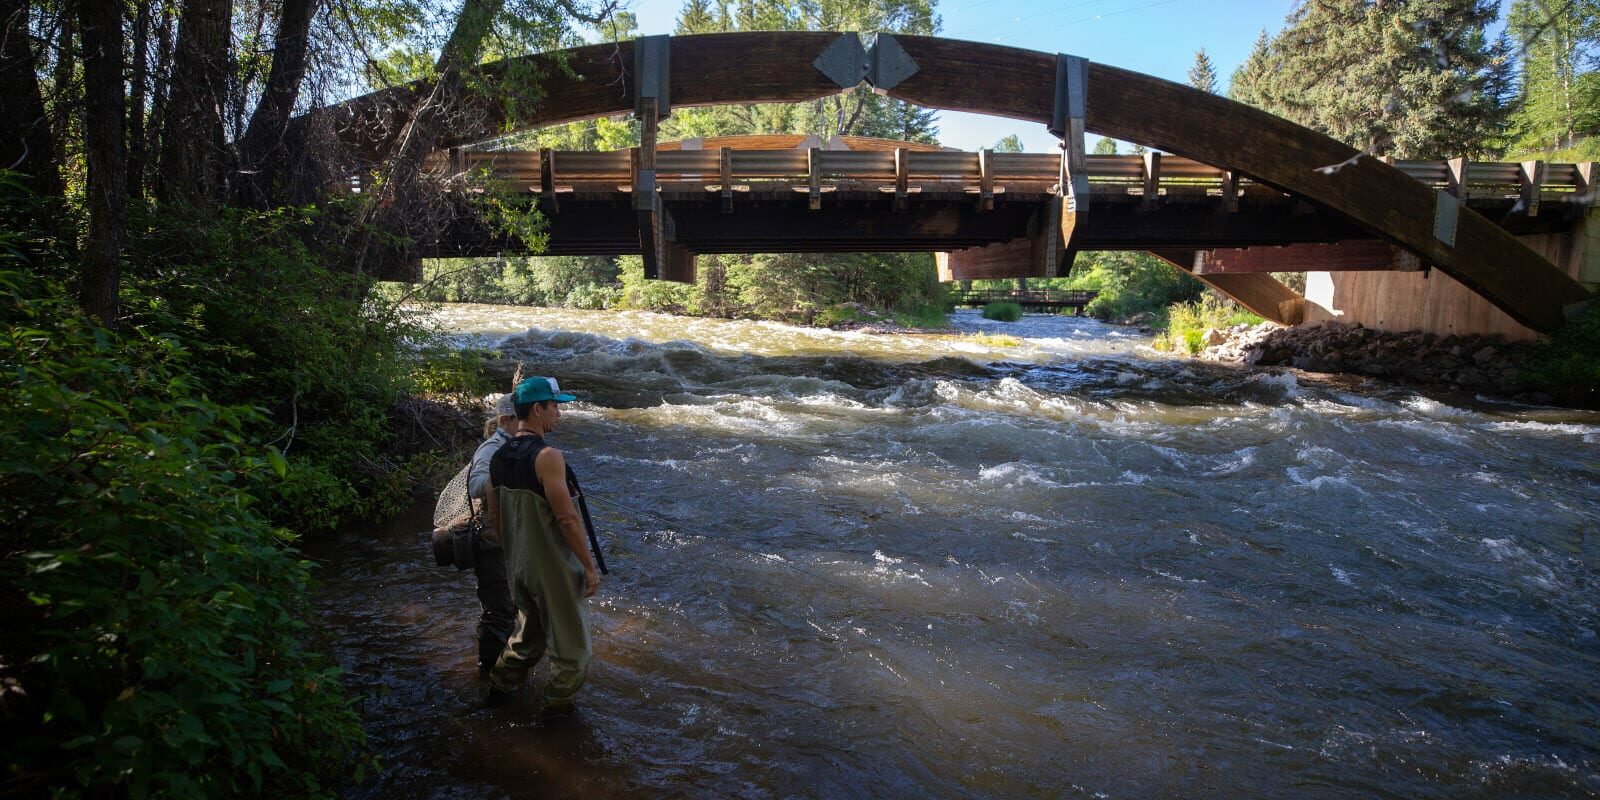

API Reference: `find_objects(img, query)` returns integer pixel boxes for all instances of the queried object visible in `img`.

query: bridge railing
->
[440,149,1597,206]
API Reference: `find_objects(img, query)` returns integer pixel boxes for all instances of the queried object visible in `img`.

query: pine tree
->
[1508,0,1600,153]
[1225,0,1510,159]
[1187,47,1217,94]
[675,0,721,34]
[1229,30,1273,108]
[994,134,1024,152]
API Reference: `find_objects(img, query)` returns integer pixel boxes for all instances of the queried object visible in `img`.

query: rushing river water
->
[309,305,1600,799]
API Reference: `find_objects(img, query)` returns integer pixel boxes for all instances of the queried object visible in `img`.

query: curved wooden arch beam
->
[880,35,1592,333]
[311,32,857,163]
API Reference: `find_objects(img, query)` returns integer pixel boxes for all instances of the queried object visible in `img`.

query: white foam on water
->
[1402,395,1481,422]
[868,551,931,587]
[1008,531,1057,544]
[1481,419,1600,437]
[979,462,1065,489]
[1329,566,1357,586]
[1248,370,1302,396]
[1202,447,1257,477]
[1481,537,1521,562]
[1003,598,1042,625]
[1286,469,1363,494]
[1008,510,1047,522]
[1119,470,1150,485]
[1151,568,1204,584]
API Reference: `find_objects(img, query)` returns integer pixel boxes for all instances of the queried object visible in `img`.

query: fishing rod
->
[566,467,608,575]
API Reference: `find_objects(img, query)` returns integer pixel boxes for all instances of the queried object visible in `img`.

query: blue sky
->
[596,0,1516,152]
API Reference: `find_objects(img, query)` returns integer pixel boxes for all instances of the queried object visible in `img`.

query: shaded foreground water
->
[309,306,1600,798]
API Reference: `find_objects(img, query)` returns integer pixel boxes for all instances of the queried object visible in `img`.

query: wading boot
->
[483,686,517,709]
[541,699,577,719]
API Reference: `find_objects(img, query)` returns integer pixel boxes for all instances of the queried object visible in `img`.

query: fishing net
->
[432,463,482,530]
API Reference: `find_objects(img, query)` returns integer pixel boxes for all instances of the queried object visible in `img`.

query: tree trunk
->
[0,0,61,198]
[127,0,150,199]
[78,0,126,326]
[158,0,231,209]
[235,0,319,208]
[144,1,174,189]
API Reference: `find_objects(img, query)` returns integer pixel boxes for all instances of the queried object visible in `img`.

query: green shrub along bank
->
[1525,303,1600,405]
[982,301,1023,322]
[1,190,482,796]
[1,270,370,797]
[411,251,949,327]
[1155,295,1265,355]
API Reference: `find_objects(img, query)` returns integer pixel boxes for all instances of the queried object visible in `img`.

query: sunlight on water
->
[314,305,1600,799]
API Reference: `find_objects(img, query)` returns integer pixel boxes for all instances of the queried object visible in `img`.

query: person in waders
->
[466,393,518,677]
[485,376,601,715]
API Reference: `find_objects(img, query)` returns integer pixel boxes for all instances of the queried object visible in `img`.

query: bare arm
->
[536,446,600,597]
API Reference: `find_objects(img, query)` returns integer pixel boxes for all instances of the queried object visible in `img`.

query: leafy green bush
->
[0,270,369,798]
[815,303,874,327]
[1075,251,1204,322]
[982,301,1023,321]
[1154,294,1263,355]
[1525,302,1600,405]
[120,204,428,533]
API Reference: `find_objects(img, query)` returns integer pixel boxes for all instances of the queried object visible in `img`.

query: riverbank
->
[1198,320,1565,403]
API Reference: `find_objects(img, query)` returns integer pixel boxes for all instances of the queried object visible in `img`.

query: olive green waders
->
[488,485,592,707]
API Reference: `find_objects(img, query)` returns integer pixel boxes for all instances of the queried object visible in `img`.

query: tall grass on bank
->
[982,301,1023,322]
[1154,295,1265,355]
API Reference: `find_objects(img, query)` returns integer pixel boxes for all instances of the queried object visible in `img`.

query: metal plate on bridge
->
[1433,189,1459,248]
[867,34,918,92]
[813,33,868,89]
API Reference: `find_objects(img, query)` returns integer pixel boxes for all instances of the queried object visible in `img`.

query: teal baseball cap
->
[515,376,576,404]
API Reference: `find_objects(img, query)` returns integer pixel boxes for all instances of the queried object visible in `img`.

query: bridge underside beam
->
[1149,249,1306,325]
[1194,241,1425,275]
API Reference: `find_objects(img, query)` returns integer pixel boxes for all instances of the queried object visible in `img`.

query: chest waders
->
[486,434,593,708]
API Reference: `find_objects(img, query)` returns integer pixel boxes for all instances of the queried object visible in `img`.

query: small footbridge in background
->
[946,288,1099,314]
[308,31,1597,338]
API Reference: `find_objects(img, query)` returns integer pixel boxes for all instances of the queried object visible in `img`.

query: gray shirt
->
[468,428,513,500]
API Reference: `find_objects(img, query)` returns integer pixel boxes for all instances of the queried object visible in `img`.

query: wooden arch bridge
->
[312,32,1597,334]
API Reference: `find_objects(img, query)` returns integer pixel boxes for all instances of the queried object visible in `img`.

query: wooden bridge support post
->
[978,149,994,212]
[894,147,909,211]
[720,146,733,213]
[634,35,672,279]
[1520,160,1545,218]
[539,147,558,213]
[1141,151,1161,212]
[1049,53,1089,277]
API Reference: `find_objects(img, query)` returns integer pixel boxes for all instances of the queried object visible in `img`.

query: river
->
[309,305,1600,798]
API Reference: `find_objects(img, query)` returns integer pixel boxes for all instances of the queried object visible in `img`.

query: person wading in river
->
[485,376,601,715]
[466,393,519,677]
